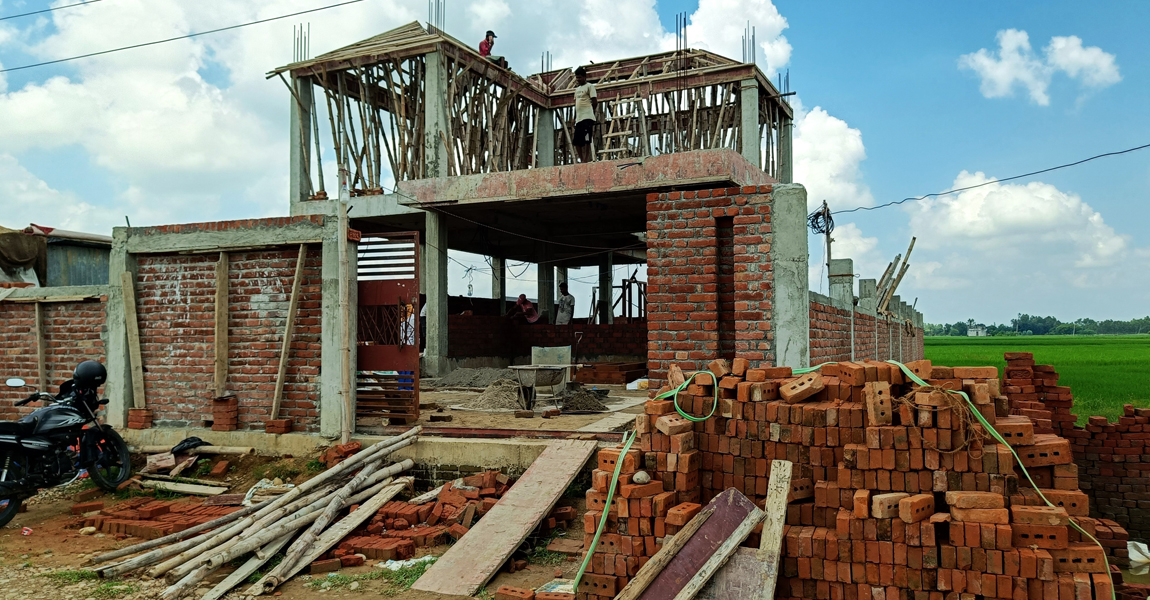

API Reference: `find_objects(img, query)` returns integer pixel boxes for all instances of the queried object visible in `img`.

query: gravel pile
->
[460,379,524,410]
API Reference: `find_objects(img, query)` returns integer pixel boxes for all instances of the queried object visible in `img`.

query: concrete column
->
[828,258,854,309]
[537,261,555,325]
[104,228,138,429]
[423,210,450,376]
[289,75,314,209]
[557,266,568,288]
[598,253,614,325]
[423,51,450,178]
[857,279,877,314]
[739,79,760,168]
[769,184,809,368]
[490,256,506,305]
[536,109,555,168]
[319,206,354,437]
[778,116,793,183]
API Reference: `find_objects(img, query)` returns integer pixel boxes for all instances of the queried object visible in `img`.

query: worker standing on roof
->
[479,30,507,68]
[573,66,597,163]
[555,282,575,325]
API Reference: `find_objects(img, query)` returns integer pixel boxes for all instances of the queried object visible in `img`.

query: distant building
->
[968,325,988,337]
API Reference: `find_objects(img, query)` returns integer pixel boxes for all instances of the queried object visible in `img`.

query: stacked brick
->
[1002,352,1142,562]
[69,497,241,539]
[211,395,239,431]
[580,357,1129,600]
[127,408,154,430]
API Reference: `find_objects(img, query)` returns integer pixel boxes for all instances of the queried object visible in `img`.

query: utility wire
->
[1,0,102,21]
[833,142,1150,215]
[0,0,369,73]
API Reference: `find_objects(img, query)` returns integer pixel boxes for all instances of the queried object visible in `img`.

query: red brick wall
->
[646,186,775,387]
[135,248,322,432]
[876,318,891,360]
[853,311,876,360]
[0,299,107,420]
[446,315,645,359]
[808,300,851,364]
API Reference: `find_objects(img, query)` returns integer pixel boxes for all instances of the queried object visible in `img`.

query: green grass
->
[41,570,100,584]
[92,581,138,599]
[924,335,1150,422]
[304,557,436,591]
[305,459,326,474]
[253,462,301,482]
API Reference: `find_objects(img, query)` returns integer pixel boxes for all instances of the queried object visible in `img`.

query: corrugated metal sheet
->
[46,242,109,286]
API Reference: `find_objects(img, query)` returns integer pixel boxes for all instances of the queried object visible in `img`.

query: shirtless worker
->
[573,66,597,163]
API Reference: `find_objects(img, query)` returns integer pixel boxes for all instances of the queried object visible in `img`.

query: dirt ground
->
[1,491,585,600]
[413,387,647,431]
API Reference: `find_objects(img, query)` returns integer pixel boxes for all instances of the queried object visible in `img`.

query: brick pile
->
[1002,352,1140,564]
[127,408,154,430]
[579,357,1130,600]
[69,497,242,539]
[211,395,238,431]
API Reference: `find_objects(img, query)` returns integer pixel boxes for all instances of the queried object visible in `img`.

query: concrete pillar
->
[103,228,138,430]
[598,253,614,325]
[557,266,568,288]
[536,109,555,168]
[769,184,808,368]
[537,260,555,325]
[778,116,793,183]
[739,79,760,168]
[423,52,450,178]
[828,258,854,309]
[490,256,506,306]
[857,279,878,314]
[423,210,450,376]
[319,205,356,437]
[289,76,313,209]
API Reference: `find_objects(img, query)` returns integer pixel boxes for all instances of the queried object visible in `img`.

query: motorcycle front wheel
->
[86,428,132,491]
[0,496,22,529]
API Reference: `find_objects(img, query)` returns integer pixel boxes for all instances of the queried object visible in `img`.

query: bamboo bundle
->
[88,427,421,600]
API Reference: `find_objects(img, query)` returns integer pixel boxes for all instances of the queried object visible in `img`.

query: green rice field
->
[923,335,1150,423]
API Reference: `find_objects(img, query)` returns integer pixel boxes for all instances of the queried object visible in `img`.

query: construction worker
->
[479,30,507,68]
[556,282,575,325]
[573,66,597,163]
[507,294,541,324]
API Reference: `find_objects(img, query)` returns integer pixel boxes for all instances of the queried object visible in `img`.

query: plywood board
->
[695,548,761,600]
[638,488,762,600]
[412,439,597,596]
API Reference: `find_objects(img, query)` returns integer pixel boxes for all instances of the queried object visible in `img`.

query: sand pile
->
[462,379,524,410]
[433,367,515,389]
[557,389,608,412]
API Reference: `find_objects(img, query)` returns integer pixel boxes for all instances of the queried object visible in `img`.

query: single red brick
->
[495,586,535,600]
[72,501,104,515]
[308,558,341,574]
[666,503,702,526]
[339,554,365,567]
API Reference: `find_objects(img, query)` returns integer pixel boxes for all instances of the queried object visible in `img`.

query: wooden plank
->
[695,548,762,600]
[671,505,764,600]
[214,252,229,398]
[638,488,763,600]
[141,481,229,496]
[34,302,46,392]
[271,244,308,419]
[616,508,714,600]
[756,459,793,600]
[201,494,247,507]
[412,439,597,596]
[120,271,146,409]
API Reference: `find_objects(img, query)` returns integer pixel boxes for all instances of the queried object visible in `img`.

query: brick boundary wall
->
[853,312,877,360]
[134,247,323,432]
[646,186,776,387]
[809,300,852,364]
[446,316,647,359]
[0,297,107,420]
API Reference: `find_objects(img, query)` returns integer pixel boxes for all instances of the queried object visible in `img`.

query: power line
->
[0,0,370,73]
[1,0,102,21]
[833,141,1150,215]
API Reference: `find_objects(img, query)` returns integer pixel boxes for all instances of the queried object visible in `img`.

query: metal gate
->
[356,231,420,425]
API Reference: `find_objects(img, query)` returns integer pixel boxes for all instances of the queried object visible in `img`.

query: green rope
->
[886,360,1116,600]
[653,370,719,422]
[573,430,637,594]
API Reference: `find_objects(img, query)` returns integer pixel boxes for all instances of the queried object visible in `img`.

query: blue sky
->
[1,0,1147,324]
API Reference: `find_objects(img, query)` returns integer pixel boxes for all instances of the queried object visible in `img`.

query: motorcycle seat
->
[0,420,35,436]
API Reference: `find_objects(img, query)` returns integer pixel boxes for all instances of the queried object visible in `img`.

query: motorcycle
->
[0,360,132,527]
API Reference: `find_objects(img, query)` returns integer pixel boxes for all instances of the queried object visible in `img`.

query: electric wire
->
[1,0,102,21]
[833,142,1150,215]
[0,0,371,73]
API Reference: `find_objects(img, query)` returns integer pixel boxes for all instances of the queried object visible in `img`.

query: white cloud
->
[792,98,874,211]
[807,222,886,296]
[685,0,791,76]
[0,154,111,232]
[900,172,1149,320]
[959,29,1120,105]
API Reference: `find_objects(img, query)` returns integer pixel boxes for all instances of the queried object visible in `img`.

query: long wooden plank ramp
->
[412,439,597,596]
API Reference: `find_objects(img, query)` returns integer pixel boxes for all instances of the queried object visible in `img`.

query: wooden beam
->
[6,294,100,303]
[120,271,146,409]
[271,244,308,420]
[615,507,714,600]
[756,459,794,600]
[214,252,229,398]
[34,302,46,392]
[141,480,228,496]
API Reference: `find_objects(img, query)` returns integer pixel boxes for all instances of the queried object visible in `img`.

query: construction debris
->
[85,426,421,600]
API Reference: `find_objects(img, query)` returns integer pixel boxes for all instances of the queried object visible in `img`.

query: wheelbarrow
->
[507,364,580,410]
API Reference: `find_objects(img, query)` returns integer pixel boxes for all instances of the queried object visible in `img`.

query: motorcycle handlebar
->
[14,392,52,407]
